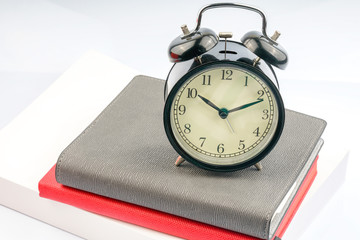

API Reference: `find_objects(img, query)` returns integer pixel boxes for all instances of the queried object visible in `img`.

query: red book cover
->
[38,156,318,240]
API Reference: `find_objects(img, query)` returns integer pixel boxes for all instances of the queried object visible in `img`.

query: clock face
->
[165,62,284,171]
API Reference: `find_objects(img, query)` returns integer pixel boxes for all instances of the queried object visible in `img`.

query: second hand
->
[225,118,235,134]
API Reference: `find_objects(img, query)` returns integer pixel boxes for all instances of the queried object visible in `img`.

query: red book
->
[38,156,318,240]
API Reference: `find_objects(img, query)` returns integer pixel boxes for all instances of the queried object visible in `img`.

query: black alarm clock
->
[163,3,288,172]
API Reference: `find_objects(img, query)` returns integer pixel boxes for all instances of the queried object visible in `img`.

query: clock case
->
[163,40,286,172]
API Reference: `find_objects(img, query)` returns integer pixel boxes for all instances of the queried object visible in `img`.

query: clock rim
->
[163,60,285,172]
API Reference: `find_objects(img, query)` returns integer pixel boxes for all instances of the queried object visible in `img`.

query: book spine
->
[273,156,318,239]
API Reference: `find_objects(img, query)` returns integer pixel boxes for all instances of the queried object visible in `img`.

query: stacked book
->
[39,75,326,240]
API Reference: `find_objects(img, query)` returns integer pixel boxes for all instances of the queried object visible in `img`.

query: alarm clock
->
[163,3,288,172]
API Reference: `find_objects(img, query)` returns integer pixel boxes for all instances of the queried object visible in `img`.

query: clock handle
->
[185,3,275,45]
[187,3,288,70]
[168,3,288,69]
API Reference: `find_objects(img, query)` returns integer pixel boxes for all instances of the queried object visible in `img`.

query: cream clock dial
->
[164,62,285,171]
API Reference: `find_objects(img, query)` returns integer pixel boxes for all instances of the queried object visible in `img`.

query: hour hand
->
[228,99,263,113]
[198,95,221,112]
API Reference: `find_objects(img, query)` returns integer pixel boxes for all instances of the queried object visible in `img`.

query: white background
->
[1,0,360,239]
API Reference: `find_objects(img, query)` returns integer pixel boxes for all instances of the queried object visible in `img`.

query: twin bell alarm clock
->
[163,3,288,172]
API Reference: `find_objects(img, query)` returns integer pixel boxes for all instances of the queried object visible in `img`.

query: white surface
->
[0,204,79,240]
[0,50,138,191]
[1,0,360,239]
[0,50,180,240]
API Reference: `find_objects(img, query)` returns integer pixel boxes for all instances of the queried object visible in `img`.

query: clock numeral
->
[238,140,245,150]
[257,90,264,100]
[202,75,211,85]
[221,69,233,80]
[199,137,206,147]
[187,88,198,98]
[178,105,186,115]
[184,123,191,134]
[262,109,269,120]
[244,76,248,86]
[253,127,260,137]
[217,143,225,154]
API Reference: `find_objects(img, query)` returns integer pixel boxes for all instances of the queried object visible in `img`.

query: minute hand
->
[228,99,263,113]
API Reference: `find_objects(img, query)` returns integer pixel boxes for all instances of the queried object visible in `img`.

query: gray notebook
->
[55,75,326,239]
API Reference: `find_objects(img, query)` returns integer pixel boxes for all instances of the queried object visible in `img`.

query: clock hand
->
[225,118,235,134]
[198,95,231,120]
[198,95,221,112]
[228,99,263,113]
[198,95,235,133]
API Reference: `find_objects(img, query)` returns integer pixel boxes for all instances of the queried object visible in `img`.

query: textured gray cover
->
[55,75,326,239]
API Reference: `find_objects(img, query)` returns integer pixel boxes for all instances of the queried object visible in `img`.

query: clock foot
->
[254,162,262,171]
[175,156,186,166]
